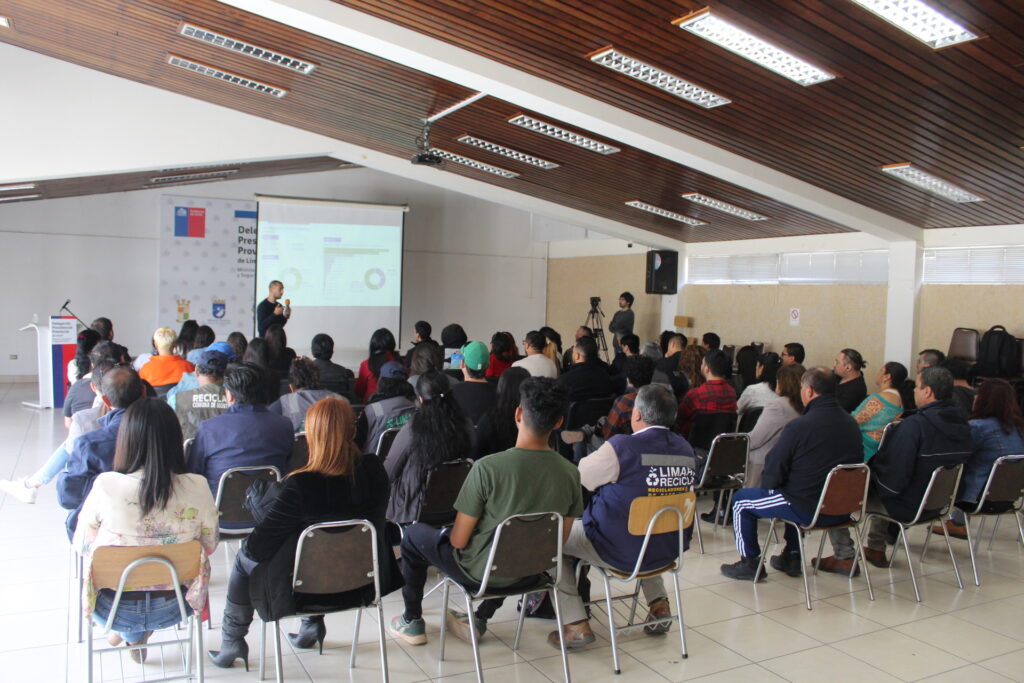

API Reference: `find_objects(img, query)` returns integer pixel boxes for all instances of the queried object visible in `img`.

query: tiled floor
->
[1,380,1023,682]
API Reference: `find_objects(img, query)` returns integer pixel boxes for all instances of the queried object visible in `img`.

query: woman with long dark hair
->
[485,331,518,379]
[852,361,907,461]
[407,341,443,389]
[474,367,530,457]
[354,328,398,401]
[63,329,104,427]
[263,323,296,374]
[193,325,216,351]
[737,352,782,416]
[73,399,218,661]
[209,397,400,668]
[226,331,248,360]
[175,320,199,357]
[385,371,473,524]
[242,337,279,403]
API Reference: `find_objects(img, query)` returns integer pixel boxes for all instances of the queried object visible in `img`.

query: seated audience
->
[745,364,805,488]
[63,329,103,427]
[653,334,690,398]
[270,357,344,431]
[174,349,231,440]
[175,320,199,357]
[241,337,280,404]
[355,328,400,402]
[74,399,218,661]
[193,325,215,352]
[188,362,294,497]
[57,366,145,537]
[440,323,469,369]
[358,362,418,454]
[942,358,976,418]
[451,341,498,424]
[91,317,115,343]
[512,330,559,378]
[310,333,355,400]
[474,367,530,457]
[917,348,946,371]
[612,332,640,378]
[540,327,563,377]
[702,332,721,351]
[563,326,594,371]
[168,340,236,409]
[679,344,706,390]
[676,350,737,437]
[602,355,656,439]
[833,348,868,413]
[405,320,439,365]
[558,336,615,401]
[938,379,1024,537]
[264,324,296,375]
[720,367,861,580]
[486,331,519,379]
[781,342,805,366]
[386,371,474,525]
[658,330,677,357]
[734,345,759,392]
[66,327,102,389]
[209,398,401,668]
[226,331,248,360]
[737,352,782,416]
[388,377,582,646]
[551,384,694,648]
[139,327,194,389]
[852,361,907,461]
[407,341,445,390]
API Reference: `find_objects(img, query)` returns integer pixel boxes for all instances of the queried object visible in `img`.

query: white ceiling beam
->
[220,0,923,243]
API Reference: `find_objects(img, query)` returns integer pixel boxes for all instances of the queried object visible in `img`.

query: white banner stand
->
[19,323,53,409]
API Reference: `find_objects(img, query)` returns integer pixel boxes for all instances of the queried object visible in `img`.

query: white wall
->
[0,167,547,376]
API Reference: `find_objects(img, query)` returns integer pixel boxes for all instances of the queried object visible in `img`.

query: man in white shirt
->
[512,330,558,378]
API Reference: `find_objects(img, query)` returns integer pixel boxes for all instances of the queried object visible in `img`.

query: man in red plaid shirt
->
[602,355,656,439]
[676,350,737,436]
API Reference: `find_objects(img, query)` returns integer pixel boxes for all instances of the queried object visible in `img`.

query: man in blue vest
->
[549,384,696,649]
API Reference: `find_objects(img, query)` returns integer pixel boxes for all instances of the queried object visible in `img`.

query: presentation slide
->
[256,198,404,362]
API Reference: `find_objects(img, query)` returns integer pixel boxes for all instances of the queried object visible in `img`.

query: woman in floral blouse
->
[74,398,218,663]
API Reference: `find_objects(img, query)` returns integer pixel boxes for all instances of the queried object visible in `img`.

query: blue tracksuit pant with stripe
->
[731,488,847,558]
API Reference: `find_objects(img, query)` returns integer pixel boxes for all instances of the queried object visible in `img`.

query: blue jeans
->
[31,445,70,485]
[93,589,192,643]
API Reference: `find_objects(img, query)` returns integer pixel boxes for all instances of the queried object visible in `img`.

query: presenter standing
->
[256,280,291,337]
[608,291,635,354]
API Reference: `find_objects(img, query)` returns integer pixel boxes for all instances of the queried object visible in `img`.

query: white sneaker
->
[0,478,37,504]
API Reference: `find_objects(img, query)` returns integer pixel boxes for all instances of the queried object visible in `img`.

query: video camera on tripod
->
[584,296,610,362]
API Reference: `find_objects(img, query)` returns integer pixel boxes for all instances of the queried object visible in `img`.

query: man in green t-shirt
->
[389,377,583,646]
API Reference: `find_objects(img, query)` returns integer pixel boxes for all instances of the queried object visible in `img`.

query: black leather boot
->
[208,599,252,670]
[288,615,327,653]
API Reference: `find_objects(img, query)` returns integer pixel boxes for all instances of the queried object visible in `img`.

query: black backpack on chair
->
[975,325,1020,378]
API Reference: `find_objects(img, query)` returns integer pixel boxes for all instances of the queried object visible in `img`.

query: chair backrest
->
[689,412,738,452]
[749,342,765,356]
[947,327,980,363]
[215,466,282,526]
[183,438,195,467]
[808,464,870,526]
[736,406,764,433]
[417,459,474,526]
[913,464,963,523]
[627,492,696,535]
[478,512,561,593]
[91,541,202,591]
[697,432,749,487]
[566,396,615,430]
[375,427,402,460]
[153,383,175,399]
[289,433,309,472]
[292,521,379,598]
[877,420,901,451]
[721,345,736,364]
[978,455,1024,508]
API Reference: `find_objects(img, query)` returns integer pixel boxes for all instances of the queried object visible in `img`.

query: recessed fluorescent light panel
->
[625,200,706,226]
[674,9,835,86]
[144,178,227,188]
[150,170,239,184]
[680,192,768,221]
[429,149,520,179]
[589,47,730,109]
[167,55,287,97]
[0,194,40,203]
[0,183,37,192]
[507,115,620,155]
[179,24,317,73]
[456,135,559,169]
[880,163,984,202]
[847,0,978,49]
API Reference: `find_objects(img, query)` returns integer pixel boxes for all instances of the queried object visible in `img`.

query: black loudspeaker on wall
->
[645,250,678,294]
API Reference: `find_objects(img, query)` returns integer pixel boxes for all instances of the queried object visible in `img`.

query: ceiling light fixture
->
[588,47,730,109]
[847,0,978,49]
[680,192,769,220]
[880,162,984,202]
[167,54,287,97]
[150,170,239,184]
[0,182,37,192]
[456,135,559,169]
[507,114,620,154]
[674,9,835,86]
[179,23,317,73]
[625,200,706,226]
[0,194,41,203]
[429,149,519,178]
[144,178,228,188]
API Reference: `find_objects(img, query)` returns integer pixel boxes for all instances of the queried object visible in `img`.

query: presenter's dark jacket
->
[242,455,403,621]
[256,298,287,337]
[57,408,126,538]
[761,395,862,515]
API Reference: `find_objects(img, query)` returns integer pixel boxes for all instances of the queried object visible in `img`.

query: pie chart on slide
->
[364,268,386,290]
[283,268,302,288]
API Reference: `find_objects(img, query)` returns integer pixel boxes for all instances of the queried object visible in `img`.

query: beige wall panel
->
[547,253,661,352]
[681,284,888,370]
[918,285,1024,353]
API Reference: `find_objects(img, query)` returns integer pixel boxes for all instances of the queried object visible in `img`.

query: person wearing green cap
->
[451,341,497,425]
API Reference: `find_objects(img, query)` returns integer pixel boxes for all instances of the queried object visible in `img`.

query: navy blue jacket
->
[57,407,126,538]
[188,404,295,496]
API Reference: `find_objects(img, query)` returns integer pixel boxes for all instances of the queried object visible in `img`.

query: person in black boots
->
[720,367,862,581]
[208,397,401,669]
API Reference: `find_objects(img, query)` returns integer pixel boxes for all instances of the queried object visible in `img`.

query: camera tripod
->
[584,298,611,363]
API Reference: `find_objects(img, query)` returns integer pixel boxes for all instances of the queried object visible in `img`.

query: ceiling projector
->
[410,150,444,166]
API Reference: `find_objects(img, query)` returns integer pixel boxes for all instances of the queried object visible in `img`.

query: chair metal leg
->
[77,555,84,643]
[376,602,390,683]
[626,583,641,625]
[464,590,484,683]
[196,613,206,683]
[713,491,723,530]
[976,517,988,553]
[1015,511,1024,547]
[671,570,687,659]
[895,527,922,602]
[602,571,621,675]
[850,524,874,601]
[184,615,193,676]
[920,520,934,562]
[694,509,705,554]
[259,620,266,681]
[274,620,284,683]
[813,530,827,577]
[513,588,528,651]
[86,617,93,683]
[753,519,775,583]
[549,587,572,683]
[964,514,981,586]
[350,607,363,668]
[790,524,811,610]
[438,580,450,661]
[939,516,964,589]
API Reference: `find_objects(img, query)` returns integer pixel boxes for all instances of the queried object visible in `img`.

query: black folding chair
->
[693,433,749,553]
[736,406,763,433]
[375,427,402,460]
[288,433,309,472]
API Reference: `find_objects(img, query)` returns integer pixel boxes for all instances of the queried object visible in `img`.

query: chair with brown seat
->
[86,541,205,683]
[753,464,875,610]
[947,327,980,364]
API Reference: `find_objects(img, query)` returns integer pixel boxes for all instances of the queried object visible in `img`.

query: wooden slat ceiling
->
[0,156,354,203]
[0,0,860,242]
[342,0,1024,230]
